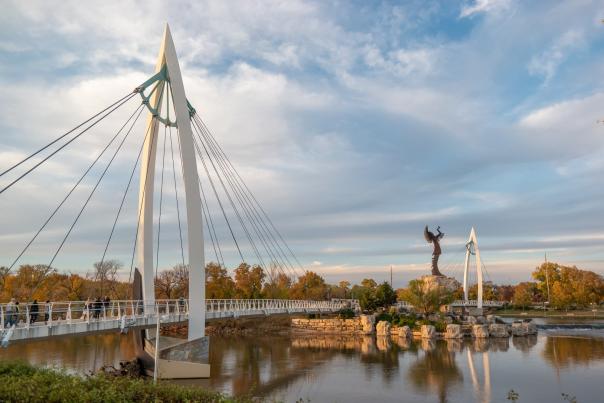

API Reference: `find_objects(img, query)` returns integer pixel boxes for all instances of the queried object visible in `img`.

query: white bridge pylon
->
[137,24,205,341]
[463,227,483,309]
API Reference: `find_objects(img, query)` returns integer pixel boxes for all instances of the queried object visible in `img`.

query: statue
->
[424,226,445,276]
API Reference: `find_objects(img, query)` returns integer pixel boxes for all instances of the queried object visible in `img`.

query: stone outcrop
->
[421,325,436,339]
[360,314,375,334]
[399,325,412,339]
[376,321,391,336]
[523,322,537,335]
[511,322,527,336]
[420,275,461,293]
[472,324,489,338]
[488,324,509,338]
[291,318,365,334]
[466,316,477,325]
[444,324,462,339]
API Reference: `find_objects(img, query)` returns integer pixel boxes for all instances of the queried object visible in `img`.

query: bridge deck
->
[1,299,347,343]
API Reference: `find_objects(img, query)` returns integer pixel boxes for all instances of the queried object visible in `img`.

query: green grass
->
[0,361,250,403]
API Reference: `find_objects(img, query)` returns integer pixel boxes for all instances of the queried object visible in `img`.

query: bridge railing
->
[1,298,347,330]
[450,300,504,307]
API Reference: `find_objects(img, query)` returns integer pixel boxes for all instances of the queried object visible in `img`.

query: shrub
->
[0,361,247,403]
[337,308,355,319]
[375,312,393,323]
[433,320,447,333]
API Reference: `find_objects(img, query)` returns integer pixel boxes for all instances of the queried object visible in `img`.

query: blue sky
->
[1,0,604,287]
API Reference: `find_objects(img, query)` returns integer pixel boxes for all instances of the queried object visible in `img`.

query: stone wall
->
[291,317,366,334]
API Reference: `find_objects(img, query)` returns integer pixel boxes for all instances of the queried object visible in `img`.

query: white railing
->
[0,298,346,332]
[451,300,504,307]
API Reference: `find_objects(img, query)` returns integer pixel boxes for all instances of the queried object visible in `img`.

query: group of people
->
[81,296,111,321]
[4,299,51,327]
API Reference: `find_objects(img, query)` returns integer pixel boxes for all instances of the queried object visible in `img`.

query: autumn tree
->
[263,271,291,299]
[234,263,265,299]
[206,262,236,299]
[90,260,122,297]
[397,279,454,314]
[10,264,56,301]
[512,282,537,309]
[290,271,328,300]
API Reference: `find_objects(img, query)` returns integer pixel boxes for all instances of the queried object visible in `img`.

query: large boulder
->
[488,324,509,338]
[511,322,527,336]
[472,324,489,338]
[360,314,375,334]
[444,324,462,339]
[376,320,391,336]
[522,322,538,335]
[421,325,436,339]
[399,325,412,339]
[420,275,461,293]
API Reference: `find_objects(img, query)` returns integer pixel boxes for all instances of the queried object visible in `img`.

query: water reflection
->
[408,340,462,403]
[543,336,604,368]
[2,331,604,402]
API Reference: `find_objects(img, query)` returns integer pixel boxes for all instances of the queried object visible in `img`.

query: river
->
[1,324,604,402]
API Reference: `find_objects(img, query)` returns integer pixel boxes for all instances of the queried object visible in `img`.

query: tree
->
[290,271,328,300]
[512,282,537,309]
[90,260,122,297]
[206,262,235,299]
[397,279,454,314]
[375,281,397,307]
[263,271,291,299]
[10,264,56,301]
[234,263,265,299]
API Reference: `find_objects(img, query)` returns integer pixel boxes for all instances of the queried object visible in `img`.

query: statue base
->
[419,275,460,293]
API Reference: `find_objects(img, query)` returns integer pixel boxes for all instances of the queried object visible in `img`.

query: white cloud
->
[459,0,512,19]
[528,29,585,85]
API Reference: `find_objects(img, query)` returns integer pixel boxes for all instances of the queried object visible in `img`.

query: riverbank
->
[0,361,250,403]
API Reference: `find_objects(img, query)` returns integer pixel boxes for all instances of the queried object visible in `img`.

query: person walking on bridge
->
[5,298,16,327]
[30,300,39,324]
[44,300,51,324]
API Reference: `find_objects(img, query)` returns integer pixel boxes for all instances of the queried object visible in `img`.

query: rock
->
[511,322,527,336]
[399,325,412,339]
[420,275,462,293]
[488,324,509,338]
[467,316,477,325]
[421,325,436,339]
[376,320,391,336]
[472,324,489,338]
[360,314,375,334]
[444,324,462,339]
[476,316,486,324]
[444,316,453,324]
[486,315,495,324]
[522,322,537,335]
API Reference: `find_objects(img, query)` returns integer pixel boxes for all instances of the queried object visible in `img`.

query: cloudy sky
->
[1,0,604,287]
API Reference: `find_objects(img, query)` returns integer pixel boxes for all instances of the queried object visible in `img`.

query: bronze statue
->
[424,226,444,276]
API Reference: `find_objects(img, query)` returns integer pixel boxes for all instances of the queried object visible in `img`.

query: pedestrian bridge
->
[1,299,347,343]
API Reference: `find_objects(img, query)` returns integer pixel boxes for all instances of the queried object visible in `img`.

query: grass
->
[0,361,251,403]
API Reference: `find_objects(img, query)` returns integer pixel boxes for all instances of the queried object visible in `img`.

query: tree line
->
[1,260,602,310]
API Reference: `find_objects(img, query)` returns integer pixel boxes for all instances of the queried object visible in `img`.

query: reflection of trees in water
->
[407,341,463,403]
[542,336,604,368]
[0,333,137,372]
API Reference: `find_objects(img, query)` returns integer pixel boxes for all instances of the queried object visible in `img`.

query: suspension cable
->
[190,132,245,263]
[155,124,168,278]
[0,91,135,179]
[7,102,145,271]
[192,116,299,278]
[98,105,156,268]
[46,96,144,269]
[169,127,186,267]
[128,83,166,283]
[193,114,304,274]
[191,119,290,280]
[0,93,137,195]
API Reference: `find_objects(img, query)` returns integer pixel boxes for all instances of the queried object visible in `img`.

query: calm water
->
[2,329,604,402]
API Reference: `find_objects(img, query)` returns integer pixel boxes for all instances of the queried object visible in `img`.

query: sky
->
[1,0,604,288]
